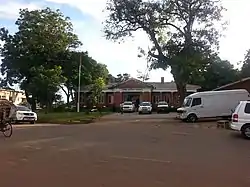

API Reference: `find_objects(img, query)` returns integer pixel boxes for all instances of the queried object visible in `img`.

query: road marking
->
[110,155,171,164]
[18,137,64,146]
[171,131,190,136]
[14,124,61,128]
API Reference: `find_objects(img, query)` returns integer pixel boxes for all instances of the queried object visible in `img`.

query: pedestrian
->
[120,103,123,114]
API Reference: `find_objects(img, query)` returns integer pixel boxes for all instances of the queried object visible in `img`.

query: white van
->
[177,89,250,122]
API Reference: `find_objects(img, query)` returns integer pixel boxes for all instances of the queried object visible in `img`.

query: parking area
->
[0,113,250,187]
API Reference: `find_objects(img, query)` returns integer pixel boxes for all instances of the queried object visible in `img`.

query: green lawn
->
[37,112,110,124]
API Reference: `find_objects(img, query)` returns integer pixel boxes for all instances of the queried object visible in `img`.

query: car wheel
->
[149,111,152,114]
[138,112,141,115]
[187,114,197,123]
[30,121,35,124]
[241,124,250,139]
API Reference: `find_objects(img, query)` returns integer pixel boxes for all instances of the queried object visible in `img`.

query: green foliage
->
[116,73,130,82]
[37,112,106,124]
[0,7,81,110]
[90,77,105,105]
[57,51,109,104]
[189,56,240,90]
[104,0,226,104]
[21,65,66,106]
[241,50,250,78]
[106,73,130,83]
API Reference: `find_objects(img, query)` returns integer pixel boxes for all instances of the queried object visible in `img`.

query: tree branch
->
[59,85,68,96]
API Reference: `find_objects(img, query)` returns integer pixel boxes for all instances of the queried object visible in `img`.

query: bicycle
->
[0,99,16,138]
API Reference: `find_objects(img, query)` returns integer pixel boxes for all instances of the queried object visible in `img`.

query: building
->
[0,88,27,105]
[80,77,200,108]
[213,77,250,93]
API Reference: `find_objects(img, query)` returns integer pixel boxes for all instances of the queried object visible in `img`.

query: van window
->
[183,98,192,107]
[244,103,250,114]
[191,98,201,107]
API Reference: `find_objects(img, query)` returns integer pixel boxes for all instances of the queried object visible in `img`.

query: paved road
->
[0,115,250,187]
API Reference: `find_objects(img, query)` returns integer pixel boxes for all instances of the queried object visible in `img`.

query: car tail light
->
[232,114,238,122]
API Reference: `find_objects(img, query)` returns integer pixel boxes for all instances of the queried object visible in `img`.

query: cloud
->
[45,0,107,21]
[45,0,173,81]
[0,1,43,20]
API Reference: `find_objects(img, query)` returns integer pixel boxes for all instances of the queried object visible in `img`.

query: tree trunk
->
[176,83,187,107]
[25,90,36,111]
[70,89,74,103]
[60,85,70,106]
[67,89,70,106]
[46,101,52,113]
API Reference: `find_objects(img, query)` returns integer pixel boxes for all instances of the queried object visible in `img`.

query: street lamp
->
[77,53,82,113]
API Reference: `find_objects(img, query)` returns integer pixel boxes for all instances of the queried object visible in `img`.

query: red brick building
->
[80,77,200,108]
[213,77,250,93]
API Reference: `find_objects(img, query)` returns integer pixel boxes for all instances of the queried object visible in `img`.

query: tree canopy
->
[0,7,108,110]
[104,0,225,105]
[188,56,239,91]
[240,49,250,79]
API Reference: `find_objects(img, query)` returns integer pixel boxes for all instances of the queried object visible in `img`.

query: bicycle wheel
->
[3,123,12,137]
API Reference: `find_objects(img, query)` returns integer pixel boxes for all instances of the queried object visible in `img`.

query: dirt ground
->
[0,113,249,187]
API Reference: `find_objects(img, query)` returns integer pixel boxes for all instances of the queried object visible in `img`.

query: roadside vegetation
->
[37,111,110,124]
[1,1,250,118]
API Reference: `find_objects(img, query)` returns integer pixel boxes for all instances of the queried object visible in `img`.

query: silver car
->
[121,101,135,112]
[138,102,152,114]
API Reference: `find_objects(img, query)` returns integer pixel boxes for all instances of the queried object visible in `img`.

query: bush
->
[37,111,110,124]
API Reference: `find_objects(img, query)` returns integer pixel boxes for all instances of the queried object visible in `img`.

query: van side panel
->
[189,90,250,118]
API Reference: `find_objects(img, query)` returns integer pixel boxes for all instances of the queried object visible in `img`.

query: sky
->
[0,0,250,83]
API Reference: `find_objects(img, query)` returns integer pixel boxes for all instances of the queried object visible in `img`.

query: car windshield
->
[17,106,31,111]
[158,101,168,105]
[141,102,151,106]
[123,102,132,105]
[183,98,192,107]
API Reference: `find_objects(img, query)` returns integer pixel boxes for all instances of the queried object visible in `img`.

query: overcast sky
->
[0,0,250,83]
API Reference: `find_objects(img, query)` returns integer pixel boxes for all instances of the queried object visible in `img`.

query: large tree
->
[104,0,225,105]
[0,8,81,110]
[58,51,109,105]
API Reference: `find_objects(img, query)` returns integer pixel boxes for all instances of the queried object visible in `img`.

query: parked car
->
[121,101,135,112]
[11,105,38,124]
[157,101,170,113]
[230,101,250,139]
[177,89,250,122]
[138,102,152,114]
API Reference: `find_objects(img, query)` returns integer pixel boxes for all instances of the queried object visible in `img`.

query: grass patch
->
[37,112,110,124]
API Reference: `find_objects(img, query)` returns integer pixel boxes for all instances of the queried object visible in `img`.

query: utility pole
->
[77,53,82,112]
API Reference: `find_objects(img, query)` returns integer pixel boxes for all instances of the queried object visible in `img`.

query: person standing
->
[135,98,140,112]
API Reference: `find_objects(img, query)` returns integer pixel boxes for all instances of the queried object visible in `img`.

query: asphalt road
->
[0,113,250,187]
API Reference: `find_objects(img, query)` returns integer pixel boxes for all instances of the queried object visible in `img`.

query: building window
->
[98,94,104,104]
[108,95,113,104]
[162,95,169,102]
[153,95,160,103]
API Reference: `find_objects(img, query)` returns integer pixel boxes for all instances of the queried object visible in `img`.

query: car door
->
[190,97,205,118]
[241,103,250,124]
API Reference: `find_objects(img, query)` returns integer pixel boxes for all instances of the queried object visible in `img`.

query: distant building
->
[0,88,27,105]
[213,77,250,93]
[79,77,200,108]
